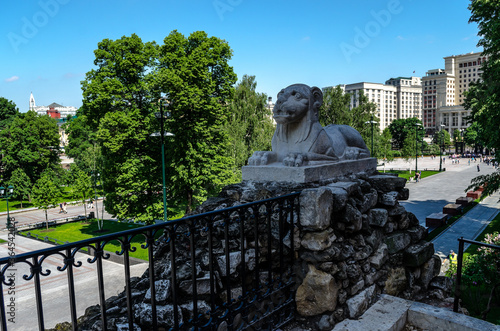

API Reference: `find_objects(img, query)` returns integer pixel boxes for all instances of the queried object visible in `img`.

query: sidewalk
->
[381,156,500,258]
[431,190,500,258]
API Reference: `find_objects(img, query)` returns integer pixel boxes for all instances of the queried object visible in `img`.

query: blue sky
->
[1,0,481,112]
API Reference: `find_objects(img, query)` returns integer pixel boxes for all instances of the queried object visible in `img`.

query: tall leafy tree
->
[0,111,60,183]
[8,168,32,208]
[319,85,352,126]
[226,75,274,178]
[378,128,395,162]
[158,30,237,213]
[71,165,93,221]
[350,91,379,144]
[388,118,424,150]
[465,0,500,195]
[80,34,161,223]
[0,97,19,131]
[32,171,60,230]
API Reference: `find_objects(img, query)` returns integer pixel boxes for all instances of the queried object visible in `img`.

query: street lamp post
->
[0,186,14,228]
[365,115,377,157]
[415,123,422,174]
[439,123,445,172]
[155,97,175,223]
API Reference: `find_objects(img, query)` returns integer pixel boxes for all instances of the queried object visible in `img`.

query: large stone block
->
[379,191,399,207]
[403,241,435,267]
[325,186,348,211]
[301,229,336,251]
[242,158,377,183]
[385,233,411,254]
[369,243,388,269]
[300,187,333,231]
[346,284,377,319]
[367,175,407,193]
[368,208,388,227]
[296,265,340,316]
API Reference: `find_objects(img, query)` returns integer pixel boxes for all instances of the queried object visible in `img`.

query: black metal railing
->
[0,192,300,331]
[454,237,500,315]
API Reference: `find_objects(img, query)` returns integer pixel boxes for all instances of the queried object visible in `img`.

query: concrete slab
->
[332,295,500,331]
[242,158,377,183]
[408,301,500,331]
[332,295,411,331]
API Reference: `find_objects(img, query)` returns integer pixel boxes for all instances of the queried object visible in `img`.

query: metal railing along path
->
[0,192,300,331]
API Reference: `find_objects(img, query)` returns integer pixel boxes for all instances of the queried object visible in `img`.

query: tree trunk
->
[186,189,193,214]
[45,210,48,231]
[83,196,87,220]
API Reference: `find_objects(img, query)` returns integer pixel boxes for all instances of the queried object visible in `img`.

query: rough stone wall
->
[52,170,444,330]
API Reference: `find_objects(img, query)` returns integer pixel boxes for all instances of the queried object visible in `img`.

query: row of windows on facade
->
[458,57,486,68]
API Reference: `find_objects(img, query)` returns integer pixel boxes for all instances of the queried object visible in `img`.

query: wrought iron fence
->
[454,237,500,318]
[0,192,300,331]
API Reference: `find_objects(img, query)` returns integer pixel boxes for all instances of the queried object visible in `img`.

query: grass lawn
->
[464,212,500,255]
[388,170,441,181]
[19,220,162,261]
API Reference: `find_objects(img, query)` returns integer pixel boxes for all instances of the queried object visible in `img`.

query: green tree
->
[378,128,394,162]
[71,165,93,222]
[463,123,480,148]
[464,0,500,195]
[158,30,237,213]
[32,171,60,230]
[319,85,352,126]
[63,113,96,169]
[388,118,424,149]
[80,34,162,223]
[8,168,32,208]
[351,91,379,145]
[0,111,60,183]
[0,97,20,131]
[226,75,274,178]
[432,129,452,148]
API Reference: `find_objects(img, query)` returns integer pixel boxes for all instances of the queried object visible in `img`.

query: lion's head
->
[273,84,323,143]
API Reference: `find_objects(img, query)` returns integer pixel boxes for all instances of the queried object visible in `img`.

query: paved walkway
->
[0,231,147,330]
[379,156,500,259]
[431,190,500,258]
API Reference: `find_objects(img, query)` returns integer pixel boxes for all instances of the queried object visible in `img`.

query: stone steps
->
[332,294,500,331]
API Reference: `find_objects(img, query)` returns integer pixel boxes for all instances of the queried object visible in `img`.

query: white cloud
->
[396,35,407,41]
[5,76,19,82]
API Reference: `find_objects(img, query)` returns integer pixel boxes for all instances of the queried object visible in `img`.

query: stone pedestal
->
[425,213,449,228]
[242,158,377,183]
[466,191,481,200]
[455,197,473,206]
[442,204,463,216]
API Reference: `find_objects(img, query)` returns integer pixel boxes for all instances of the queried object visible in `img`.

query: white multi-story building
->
[29,92,77,119]
[343,76,422,131]
[422,51,487,135]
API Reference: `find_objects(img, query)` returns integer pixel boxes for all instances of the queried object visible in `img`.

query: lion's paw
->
[248,151,277,165]
[283,153,307,167]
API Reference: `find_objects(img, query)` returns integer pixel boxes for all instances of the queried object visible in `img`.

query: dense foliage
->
[464,0,500,195]
[226,75,274,178]
[0,110,60,184]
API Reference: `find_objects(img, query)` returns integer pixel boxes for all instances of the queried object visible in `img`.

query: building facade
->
[343,76,422,131]
[422,51,487,135]
[29,92,77,119]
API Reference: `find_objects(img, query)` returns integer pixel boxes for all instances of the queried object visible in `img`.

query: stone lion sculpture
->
[248,83,370,167]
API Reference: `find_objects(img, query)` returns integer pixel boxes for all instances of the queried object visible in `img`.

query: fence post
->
[454,237,465,312]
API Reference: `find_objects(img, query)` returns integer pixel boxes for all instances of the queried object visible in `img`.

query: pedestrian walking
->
[59,203,63,213]
[62,202,68,214]
[477,164,480,172]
